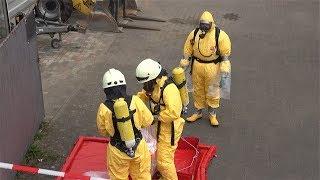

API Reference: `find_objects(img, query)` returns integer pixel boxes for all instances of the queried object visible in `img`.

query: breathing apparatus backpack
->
[172,67,190,108]
[104,96,142,158]
[149,68,189,146]
[149,68,189,116]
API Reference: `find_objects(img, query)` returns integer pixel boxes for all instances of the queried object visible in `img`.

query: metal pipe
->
[125,15,166,22]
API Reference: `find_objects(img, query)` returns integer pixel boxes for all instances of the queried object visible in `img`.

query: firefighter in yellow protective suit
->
[96,68,154,180]
[136,59,185,180]
[180,11,232,126]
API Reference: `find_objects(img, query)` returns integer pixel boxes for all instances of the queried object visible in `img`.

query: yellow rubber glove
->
[179,59,190,68]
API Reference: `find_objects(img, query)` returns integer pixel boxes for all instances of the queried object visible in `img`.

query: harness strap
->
[171,121,175,146]
[150,78,174,109]
[104,96,142,157]
[176,80,186,89]
[215,27,221,56]
[115,109,137,122]
[190,27,222,74]
[194,56,222,64]
[190,28,200,46]
[156,121,175,146]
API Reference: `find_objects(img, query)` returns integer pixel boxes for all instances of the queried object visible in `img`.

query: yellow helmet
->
[200,11,215,24]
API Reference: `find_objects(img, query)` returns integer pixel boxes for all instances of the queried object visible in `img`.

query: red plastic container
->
[57,136,217,180]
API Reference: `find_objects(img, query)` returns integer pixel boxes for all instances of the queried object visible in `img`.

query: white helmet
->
[102,68,126,88]
[136,58,162,83]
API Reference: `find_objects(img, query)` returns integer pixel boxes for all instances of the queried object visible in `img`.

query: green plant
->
[24,144,43,164]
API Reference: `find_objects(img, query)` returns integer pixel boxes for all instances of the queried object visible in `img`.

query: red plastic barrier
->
[175,137,200,179]
[57,136,216,180]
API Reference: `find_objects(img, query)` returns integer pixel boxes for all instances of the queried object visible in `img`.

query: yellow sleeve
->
[218,30,231,56]
[96,103,113,137]
[132,96,154,128]
[183,30,195,58]
[219,30,232,73]
[136,89,149,105]
[159,84,182,123]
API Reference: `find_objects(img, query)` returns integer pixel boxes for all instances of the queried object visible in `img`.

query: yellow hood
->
[200,11,215,26]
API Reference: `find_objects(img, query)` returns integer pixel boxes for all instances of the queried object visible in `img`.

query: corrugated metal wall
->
[0,0,10,41]
[0,11,44,179]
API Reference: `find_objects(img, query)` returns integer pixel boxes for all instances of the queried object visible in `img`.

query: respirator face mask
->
[199,20,212,38]
[143,79,156,94]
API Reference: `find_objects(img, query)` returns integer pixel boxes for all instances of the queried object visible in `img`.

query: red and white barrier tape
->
[0,162,107,180]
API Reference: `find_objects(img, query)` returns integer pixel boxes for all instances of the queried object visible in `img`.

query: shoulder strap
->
[176,79,187,89]
[191,28,200,46]
[124,95,140,136]
[215,27,221,55]
[150,77,174,108]
[104,96,134,117]
[124,95,133,111]
[104,96,137,130]
[103,100,120,141]
[104,100,114,114]
[159,77,174,104]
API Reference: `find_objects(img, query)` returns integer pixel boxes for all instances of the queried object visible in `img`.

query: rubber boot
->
[209,114,219,126]
[187,109,202,122]
[208,107,219,126]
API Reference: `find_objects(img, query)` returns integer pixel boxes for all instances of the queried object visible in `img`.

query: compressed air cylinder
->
[172,67,189,107]
[113,98,136,149]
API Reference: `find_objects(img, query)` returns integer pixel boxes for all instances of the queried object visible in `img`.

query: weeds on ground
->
[16,121,61,178]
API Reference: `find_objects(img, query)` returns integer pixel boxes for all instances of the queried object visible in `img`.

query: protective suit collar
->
[150,76,168,103]
[156,76,168,88]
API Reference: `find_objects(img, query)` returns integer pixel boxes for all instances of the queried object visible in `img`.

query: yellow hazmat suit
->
[183,11,231,124]
[137,76,185,180]
[96,95,154,180]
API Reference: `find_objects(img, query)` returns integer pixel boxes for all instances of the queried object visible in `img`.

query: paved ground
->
[17,0,319,179]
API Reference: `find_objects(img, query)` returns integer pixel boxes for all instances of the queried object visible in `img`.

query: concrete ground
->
[17,0,319,179]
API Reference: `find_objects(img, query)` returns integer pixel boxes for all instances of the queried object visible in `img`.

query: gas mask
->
[143,79,156,95]
[199,20,212,39]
